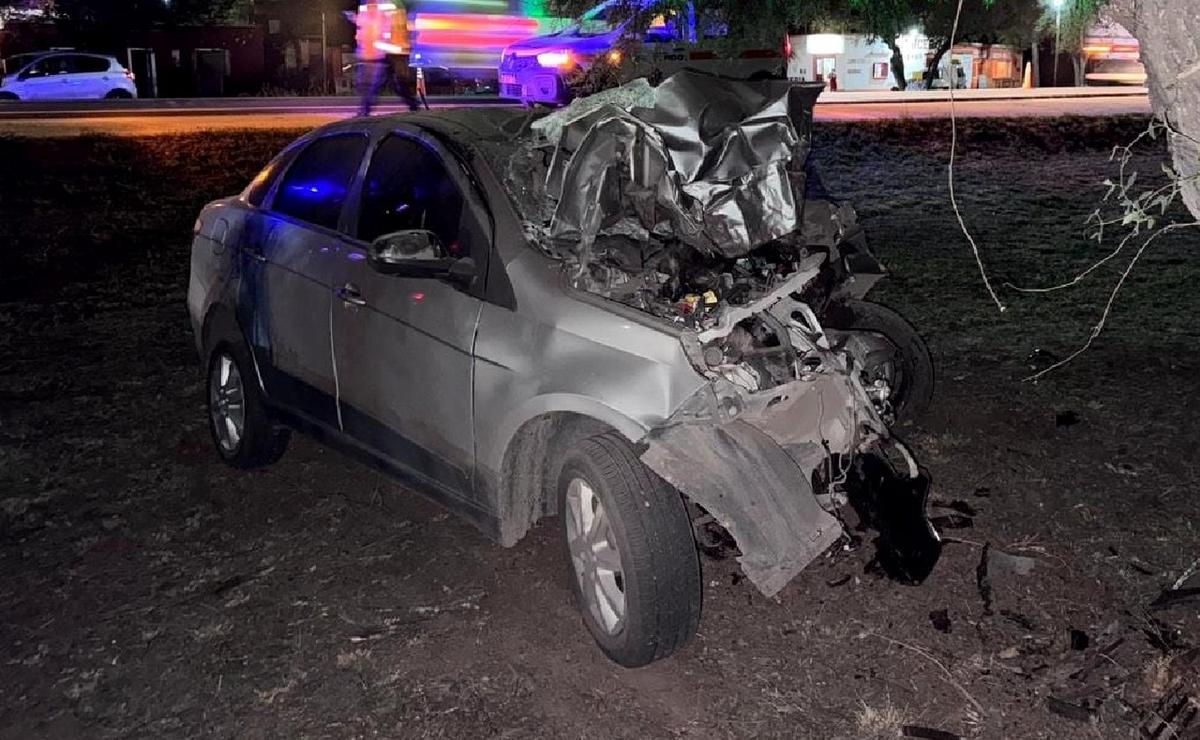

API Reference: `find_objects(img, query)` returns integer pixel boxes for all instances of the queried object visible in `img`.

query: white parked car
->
[0,51,137,101]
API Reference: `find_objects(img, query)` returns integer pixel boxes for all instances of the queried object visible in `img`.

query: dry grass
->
[856,700,905,738]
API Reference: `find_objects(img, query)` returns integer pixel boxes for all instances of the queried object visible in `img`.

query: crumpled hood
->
[507,70,823,265]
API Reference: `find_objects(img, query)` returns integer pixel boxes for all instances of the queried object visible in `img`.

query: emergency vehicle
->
[498,0,785,106]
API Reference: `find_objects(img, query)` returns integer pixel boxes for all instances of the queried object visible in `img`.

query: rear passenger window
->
[272,134,368,231]
[244,147,300,208]
[71,56,111,74]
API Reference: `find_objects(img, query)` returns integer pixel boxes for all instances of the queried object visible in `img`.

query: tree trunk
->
[886,38,907,90]
[1110,0,1200,220]
[1031,40,1040,88]
[924,40,952,87]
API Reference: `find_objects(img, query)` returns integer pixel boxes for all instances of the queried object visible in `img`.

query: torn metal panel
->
[641,371,866,597]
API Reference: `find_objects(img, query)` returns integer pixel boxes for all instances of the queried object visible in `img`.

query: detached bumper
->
[641,371,940,596]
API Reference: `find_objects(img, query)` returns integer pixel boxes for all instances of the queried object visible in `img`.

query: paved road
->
[0,92,1151,136]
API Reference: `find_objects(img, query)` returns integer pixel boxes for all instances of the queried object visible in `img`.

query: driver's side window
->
[357,134,471,259]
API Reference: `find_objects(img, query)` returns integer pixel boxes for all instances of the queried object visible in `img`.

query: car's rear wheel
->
[104,89,133,99]
[558,433,701,667]
[0,92,18,101]
[206,342,289,469]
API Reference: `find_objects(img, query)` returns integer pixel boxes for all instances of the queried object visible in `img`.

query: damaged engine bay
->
[503,70,942,595]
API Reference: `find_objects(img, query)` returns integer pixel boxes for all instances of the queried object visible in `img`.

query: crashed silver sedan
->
[188,71,940,667]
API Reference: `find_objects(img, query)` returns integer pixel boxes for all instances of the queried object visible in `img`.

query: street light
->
[1051,0,1065,87]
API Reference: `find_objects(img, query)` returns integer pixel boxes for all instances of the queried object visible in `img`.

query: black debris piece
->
[1001,609,1037,632]
[1150,587,1200,610]
[1047,696,1096,722]
[945,500,978,516]
[1070,628,1090,650]
[902,725,962,740]
[826,574,852,587]
[845,456,942,585]
[929,608,952,633]
[977,543,993,615]
[1055,410,1080,428]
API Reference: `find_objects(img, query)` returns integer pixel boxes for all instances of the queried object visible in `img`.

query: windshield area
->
[551,1,624,38]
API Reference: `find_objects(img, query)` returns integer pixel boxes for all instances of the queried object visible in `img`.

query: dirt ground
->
[1,117,1198,739]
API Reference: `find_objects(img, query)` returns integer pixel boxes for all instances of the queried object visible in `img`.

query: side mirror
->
[367,230,476,287]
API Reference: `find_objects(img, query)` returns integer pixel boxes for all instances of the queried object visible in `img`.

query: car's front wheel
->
[0,92,18,101]
[205,342,289,469]
[558,433,701,667]
[826,300,935,420]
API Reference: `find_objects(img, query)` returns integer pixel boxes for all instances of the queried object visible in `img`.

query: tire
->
[104,89,133,99]
[558,432,702,667]
[205,340,290,469]
[828,300,935,420]
[0,92,18,101]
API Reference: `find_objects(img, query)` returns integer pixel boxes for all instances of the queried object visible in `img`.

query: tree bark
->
[886,38,907,90]
[924,39,952,87]
[1110,0,1200,220]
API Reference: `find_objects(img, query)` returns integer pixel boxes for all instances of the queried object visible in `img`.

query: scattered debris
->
[1047,696,1097,722]
[1104,461,1140,477]
[999,646,1020,659]
[928,608,952,633]
[827,574,852,588]
[1070,629,1091,651]
[988,548,1037,577]
[1139,648,1199,739]
[1001,610,1038,632]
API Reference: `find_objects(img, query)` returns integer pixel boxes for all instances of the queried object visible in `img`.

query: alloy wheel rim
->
[565,477,626,635]
[209,353,246,455]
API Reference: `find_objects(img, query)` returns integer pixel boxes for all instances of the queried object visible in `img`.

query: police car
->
[498,0,785,106]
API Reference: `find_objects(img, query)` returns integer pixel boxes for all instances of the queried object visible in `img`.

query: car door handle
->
[337,283,367,307]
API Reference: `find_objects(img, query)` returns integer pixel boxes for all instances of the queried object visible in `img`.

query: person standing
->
[353,1,420,116]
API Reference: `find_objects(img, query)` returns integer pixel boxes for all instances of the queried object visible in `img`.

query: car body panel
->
[332,238,483,498]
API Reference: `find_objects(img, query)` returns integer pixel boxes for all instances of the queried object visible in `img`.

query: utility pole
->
[1052,0,1064,87]
[321,10,329,94]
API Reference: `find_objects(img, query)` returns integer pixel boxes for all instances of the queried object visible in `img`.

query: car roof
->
[15,51,116,62]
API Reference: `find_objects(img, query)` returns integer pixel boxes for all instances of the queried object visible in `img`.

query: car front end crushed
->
[488,70,942,595]
[639,258,939,596]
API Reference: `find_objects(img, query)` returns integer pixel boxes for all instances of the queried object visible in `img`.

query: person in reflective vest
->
[353,1,420,115]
